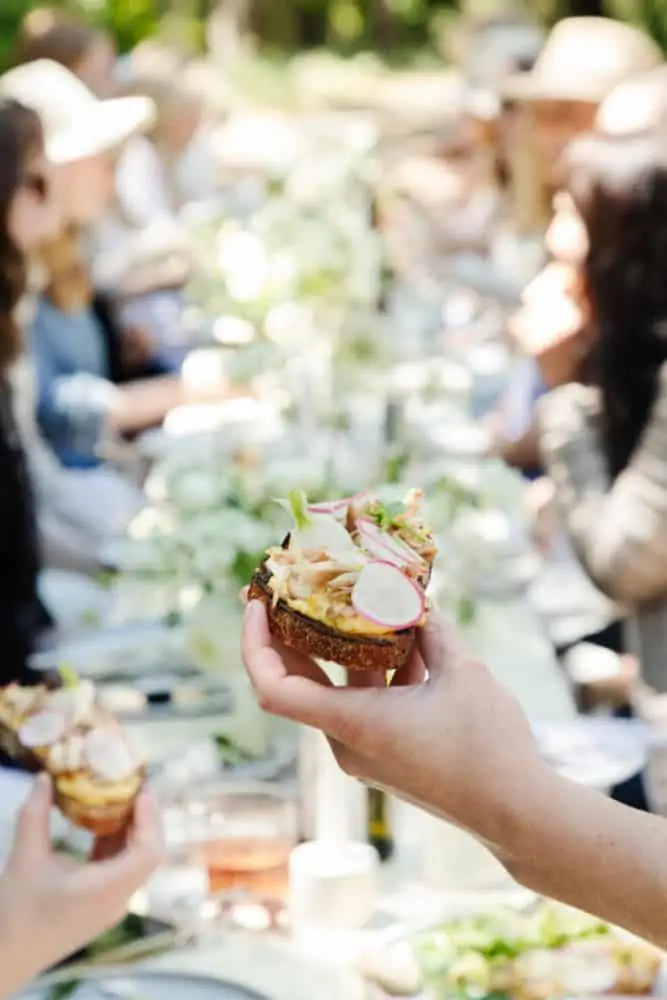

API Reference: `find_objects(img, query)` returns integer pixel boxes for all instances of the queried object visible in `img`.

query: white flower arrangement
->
[185,133,383,354]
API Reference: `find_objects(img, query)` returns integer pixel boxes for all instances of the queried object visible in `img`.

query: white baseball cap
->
[0,59,155,164]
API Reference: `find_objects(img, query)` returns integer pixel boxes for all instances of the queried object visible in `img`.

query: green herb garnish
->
[214,734,257,767]
[276,489,312,531]
[58,664,79,689]
[48,980,78,1000]
[457,596,476,627]
[367,500,404,531]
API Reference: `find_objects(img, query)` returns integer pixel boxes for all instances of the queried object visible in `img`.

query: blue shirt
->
[30,298,118,469]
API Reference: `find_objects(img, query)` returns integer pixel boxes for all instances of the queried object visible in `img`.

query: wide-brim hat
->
[0,59,155,164]
[596,63,667,137]
[501,17,663,105]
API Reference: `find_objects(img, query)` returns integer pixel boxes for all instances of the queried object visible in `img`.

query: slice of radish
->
[293,514,358,554]
[308,498,350,518]
[357,518,411,569]
[357,518,426,570]
[19,711,67,748]
[352,561,425,631]
[84,728,137,782]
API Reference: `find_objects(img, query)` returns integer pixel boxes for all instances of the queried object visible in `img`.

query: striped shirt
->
[539,366,667,693]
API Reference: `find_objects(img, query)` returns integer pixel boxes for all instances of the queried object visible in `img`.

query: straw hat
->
[0,59,154,164]
[596,63,667,137]
[502,17,663,104]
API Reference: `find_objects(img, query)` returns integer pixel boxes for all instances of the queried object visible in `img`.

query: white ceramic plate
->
[21,969,269,1000]
[142,936,366,1000]
[29,623,188,679]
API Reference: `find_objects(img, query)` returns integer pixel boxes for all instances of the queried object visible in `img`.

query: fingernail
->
[35,772,52,797]
[244,599,262,621]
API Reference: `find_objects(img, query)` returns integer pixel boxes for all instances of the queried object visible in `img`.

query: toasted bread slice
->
[54,784,140,837]
[250,563,416,671]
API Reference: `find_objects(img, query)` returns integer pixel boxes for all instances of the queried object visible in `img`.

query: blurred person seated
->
[12,13,195,359]
[117,75,208,224]
[0,61,234,473]
[12,7,118,99]
[93,74,213,360]
[33,225,180,469]
[491,18,663,477]
[0,97,76,681]
[0,62,200,570]
[538,132,667,703]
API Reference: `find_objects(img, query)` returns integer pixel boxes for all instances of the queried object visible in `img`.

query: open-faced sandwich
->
[0,679,144,836]
[249,488,436,671]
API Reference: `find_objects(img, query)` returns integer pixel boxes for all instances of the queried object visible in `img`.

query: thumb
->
[9,774,52,871]
[418,612,468,678]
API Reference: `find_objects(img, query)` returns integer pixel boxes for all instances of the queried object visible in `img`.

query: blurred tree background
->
[1,0,666,69]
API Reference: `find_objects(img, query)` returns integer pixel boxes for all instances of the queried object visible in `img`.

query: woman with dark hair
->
[538,131,667,806]
[0,112,162,983]
[0,98,60,685]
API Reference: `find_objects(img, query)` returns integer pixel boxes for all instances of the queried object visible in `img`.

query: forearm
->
[111,376,249,435]
[110,376,183,433]
[501,765,667,946]
[497,423,541,472]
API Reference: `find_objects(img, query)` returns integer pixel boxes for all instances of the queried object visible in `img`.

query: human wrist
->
[470,754,556,871]
[494,764,580,887]
[0,886,44,996]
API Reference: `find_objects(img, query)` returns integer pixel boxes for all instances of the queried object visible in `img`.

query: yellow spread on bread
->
[286,593,427,636]
[288,594,392,636]
[57,772,142,805]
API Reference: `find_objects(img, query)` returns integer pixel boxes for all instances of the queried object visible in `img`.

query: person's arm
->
[496,418,541,472]
[32,316,187,446]
[505,766,667,948]
[490,356,544,472]
[539,366,667,603]
[0,777,161,999]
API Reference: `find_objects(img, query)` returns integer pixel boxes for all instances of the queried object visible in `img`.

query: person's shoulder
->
[539,381,600,424]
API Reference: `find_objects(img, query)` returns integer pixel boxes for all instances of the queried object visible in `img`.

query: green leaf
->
[276,489,312,531]
[58,663,79,689]
[457,595,476,627]
[367,499,404,530]
[48,981,79,1000]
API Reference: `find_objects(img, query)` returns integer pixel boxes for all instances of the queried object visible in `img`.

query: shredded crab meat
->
[266,498,435,623]
[268,544,370,603]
